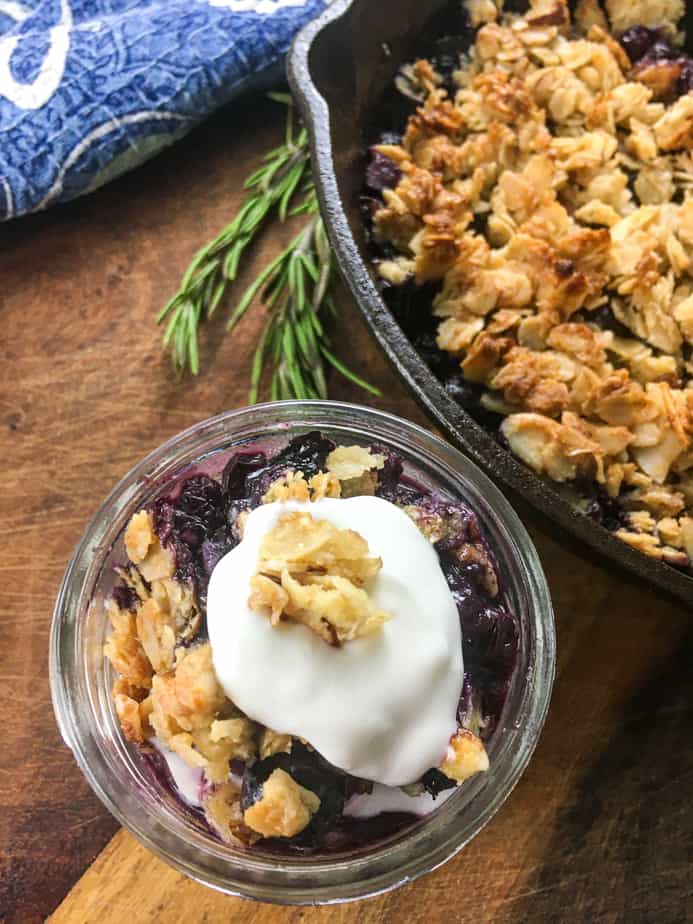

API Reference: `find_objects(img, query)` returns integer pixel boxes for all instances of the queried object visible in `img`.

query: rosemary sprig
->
[157,93,309,375]
[157,94,379,403]
[241,196,379,403]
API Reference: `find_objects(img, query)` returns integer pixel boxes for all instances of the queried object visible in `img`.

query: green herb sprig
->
[157,94,379,403]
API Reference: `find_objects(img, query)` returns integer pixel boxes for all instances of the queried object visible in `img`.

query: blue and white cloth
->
[0,0,325,220]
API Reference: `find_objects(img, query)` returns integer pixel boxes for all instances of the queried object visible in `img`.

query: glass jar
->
[50,400,555,903]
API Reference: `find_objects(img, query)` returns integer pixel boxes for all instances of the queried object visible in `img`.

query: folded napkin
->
[0,0,325,220]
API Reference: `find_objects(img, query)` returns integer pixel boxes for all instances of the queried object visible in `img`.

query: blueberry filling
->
[365,150,402,193]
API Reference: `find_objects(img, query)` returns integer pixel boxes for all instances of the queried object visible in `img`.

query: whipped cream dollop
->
[207,496,463,787]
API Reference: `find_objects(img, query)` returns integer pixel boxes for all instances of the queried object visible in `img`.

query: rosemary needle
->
[157,95,379,403]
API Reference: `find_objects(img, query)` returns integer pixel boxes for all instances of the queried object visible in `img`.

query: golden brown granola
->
[372,0,693,563]
[249,510,390,645]
[259,728,293,759]
[243,768,321,839]
[254,510,382,583]
[262,469,341,503]
[440,729,490,783]
[325,445,386,497]
[203,782,260,847]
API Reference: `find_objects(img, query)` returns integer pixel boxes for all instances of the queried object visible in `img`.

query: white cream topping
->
[207,496,463,787]
[151,737,204,806]
[344,783,455,819]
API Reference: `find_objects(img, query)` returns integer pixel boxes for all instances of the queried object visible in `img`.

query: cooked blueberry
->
[176,476,226,532]
[385,280,440,338]
[472,211,490,236]
[221,451,266,500]
[371,444,403,499]
[420,768,457,798]
[578,481,629,532]
[365,150,401,192]
[111,583,138,613]
[413,328,461,380]
[252,431,335,496]
[500,0,529,14]
[589,304,634,339]
[457,675,476,726]
[369,237,400,262]
[152,498,176,544]
[650,42,675,60]
[200,531,232,576]
[377,131,403,146]
[445,374,484,409]
[372,445,424,504]
[151,475,229,603]
[679,59,693,93]
[359,194,381,220]
[619,25,667,64]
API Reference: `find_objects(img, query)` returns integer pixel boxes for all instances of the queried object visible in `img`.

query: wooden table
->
[2,93,691,924]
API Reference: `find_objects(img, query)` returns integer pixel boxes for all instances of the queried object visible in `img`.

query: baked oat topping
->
[203,781,259,847]
[249,510,390,645]
[243,768,321,839]
[325,445,386,497]
[262,469,342,503]
[440,729,490,784]
[149,644,256,784]
[259,728,293,759]
[368,0,693,565]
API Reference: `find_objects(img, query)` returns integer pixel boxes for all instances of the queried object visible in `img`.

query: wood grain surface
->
[2,93,692,924]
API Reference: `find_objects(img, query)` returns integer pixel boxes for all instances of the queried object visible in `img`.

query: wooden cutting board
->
[2,93,691,924]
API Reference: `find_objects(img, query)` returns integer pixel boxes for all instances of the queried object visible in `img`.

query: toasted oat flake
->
[440,729,490,783]
[243,769,321,839]
[262,470,341,504]
[256,510,382,583]
[326,445,386,481]
[250,511,390,645]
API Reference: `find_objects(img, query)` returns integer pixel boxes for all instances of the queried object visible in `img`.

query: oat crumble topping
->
[243,768,322,839]
[440,729,491,783]
[249,510,390,645]
[368,0,693,566]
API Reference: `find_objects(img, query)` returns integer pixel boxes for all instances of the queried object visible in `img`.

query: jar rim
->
[50,400,555,903]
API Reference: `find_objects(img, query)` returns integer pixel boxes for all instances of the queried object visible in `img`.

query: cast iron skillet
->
[288,0,693,607]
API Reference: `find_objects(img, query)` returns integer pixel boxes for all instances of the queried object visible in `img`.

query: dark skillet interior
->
[288,0,693,607]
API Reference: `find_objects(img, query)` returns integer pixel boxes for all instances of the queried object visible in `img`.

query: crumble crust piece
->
[243,768,321,839]
[326,445,386,497]
[249,510,390,645]
[259,728,293,759]
[203,782,260,847]
[262,469,342,503]
[440,729,490,783]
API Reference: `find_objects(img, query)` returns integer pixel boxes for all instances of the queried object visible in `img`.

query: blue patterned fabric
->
[0,0,325,219]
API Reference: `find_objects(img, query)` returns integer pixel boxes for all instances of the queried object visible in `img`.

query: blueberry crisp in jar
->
[364,0,693,568]
[104,431,519,852]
